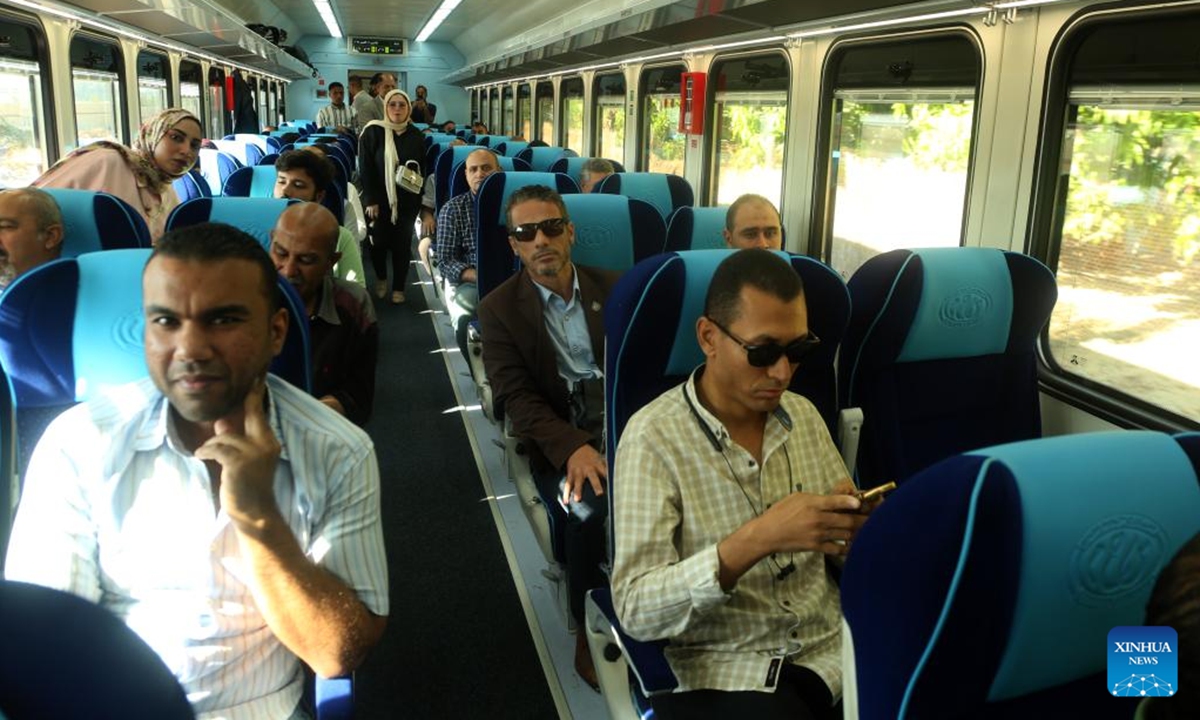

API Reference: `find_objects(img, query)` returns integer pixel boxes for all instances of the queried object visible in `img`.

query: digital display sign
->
[349,37,407,56]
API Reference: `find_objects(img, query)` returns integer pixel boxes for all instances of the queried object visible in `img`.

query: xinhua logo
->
[1109,626,1177,698]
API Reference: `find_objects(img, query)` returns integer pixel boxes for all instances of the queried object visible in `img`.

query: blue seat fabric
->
[547,156,627,188]
[166,197,296,250]
[40,188,151,254]
[595,172,694,221]
[665,206,728,252]
[448,156,530,198]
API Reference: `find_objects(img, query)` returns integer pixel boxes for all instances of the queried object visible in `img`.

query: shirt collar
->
[132,376,291,462]
[684,365,793,447]
[532,263,579,306]
[313,274,341,325]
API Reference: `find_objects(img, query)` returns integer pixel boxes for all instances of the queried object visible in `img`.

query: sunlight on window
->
[712,92,787,210]
[644,94,684,175]
[1051,100,1200,422]
[72,69,122,149]
[0,58,48,186]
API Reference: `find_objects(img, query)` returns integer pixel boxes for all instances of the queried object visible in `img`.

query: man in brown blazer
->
[478,185,620,690]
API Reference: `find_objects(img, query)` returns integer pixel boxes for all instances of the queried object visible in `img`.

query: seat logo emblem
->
[938,287,991,327]
[1069,515,1166,607]
[574,225,610,249]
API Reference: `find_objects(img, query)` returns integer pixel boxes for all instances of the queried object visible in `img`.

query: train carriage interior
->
[1,0,1199,718]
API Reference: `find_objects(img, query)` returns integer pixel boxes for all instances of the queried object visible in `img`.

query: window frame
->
[1028,4,1200,431]
[535,81,554,143]
[638,63,687,174]
[592,71,627,163]
[559,76,584,151]
[0,10,56,170]
[135,48,171,126]
[69,30,128,147]
[178,58,205,132]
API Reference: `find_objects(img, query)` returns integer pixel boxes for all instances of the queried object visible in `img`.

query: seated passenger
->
[33,108,201,241]
[271,203,378,426]
[611,249,872,720]
[0,188,64,289]
[5,222,388,718]
[435,147,499,353]
[724,193,783,250]
[1140,530,1200,720]
[579,158,614,193]
[441,120,458,134]
[471,121,489,135]
[275,149,366,287]
[478,185,617,689]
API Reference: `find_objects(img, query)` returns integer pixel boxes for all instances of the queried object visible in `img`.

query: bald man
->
[724,194,783,250]
[0,188,64,288]
[270,203,378,426]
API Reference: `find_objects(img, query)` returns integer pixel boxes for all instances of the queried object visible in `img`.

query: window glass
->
[179,60,203,130]
[1039,12,1200,424]
[503,86,514,136]
[821,36,979,280]
[561,77,584,153]
[70,35,123,149]
[136,50,169,126]
[258,79,268,129]
[268,82,277,127]
[536,82,553,142]
[208,67,226,139]
[709,54,788,208]
[0,18,50,185]
[490,88,500,134]
[641,65,686,174]
[518,84,531,140]
[471,89,479,125]
[594,73,625,166]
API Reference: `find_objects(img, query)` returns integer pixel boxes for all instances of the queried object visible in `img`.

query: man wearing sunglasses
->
[478,185,620,690]
[611,249,872,720]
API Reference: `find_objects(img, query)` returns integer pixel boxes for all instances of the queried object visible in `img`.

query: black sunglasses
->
[509,217,568,243]
[708,317,821,367]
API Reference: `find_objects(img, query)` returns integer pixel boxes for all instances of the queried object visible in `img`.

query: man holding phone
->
[612,249,876,719]
[478,185,620,690]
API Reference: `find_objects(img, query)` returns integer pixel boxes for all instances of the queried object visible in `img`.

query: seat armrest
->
[838,407,863,478]
[586,587,678,696]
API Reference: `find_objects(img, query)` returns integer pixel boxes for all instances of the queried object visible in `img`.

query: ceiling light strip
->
[312,0,343,39]
[416,0,463,43]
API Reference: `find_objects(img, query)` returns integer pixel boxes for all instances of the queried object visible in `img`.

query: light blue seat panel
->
[665,205,729,251]
[448,156,531,197]
[197,148,243,196]
[222,164,278,197]
[547,156,627,188]
[595,172,694,221]
[516,146,578,172]
[495,141,529,158]
[165,197,297,249]
[40,188,151,255]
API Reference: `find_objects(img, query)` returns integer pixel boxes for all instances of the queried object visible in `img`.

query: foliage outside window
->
[712,92,787,208]
[595,73,625,165]
[0,55,49,186]
[503,87,514,136]
[536,83,553,142]
[827,92,975,279]
[645,94,684,174]
[561,78,584,152]
[73,70,122,147]
[1050,96,1200,422]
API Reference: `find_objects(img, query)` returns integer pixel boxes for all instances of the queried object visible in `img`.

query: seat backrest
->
[222,165,277,198]
[230,134,268,154]
[435,144,494,211]
[516,146,578,172]
[595,172,694,222]
[197,148,243,196]
[40,188,151,254]
[171,169,213,202]
[605,249,851,455]
[473,171,579,299]
[839,247,1058,488]
[0,249,312,475]
[448,156,530,198]
[665,205,729,252]
[166,197,296,249]
[547,156,627,188]
[0,579,195,719]
[213,139,264,167]
[561,194,665,272]
[841,430,1200,720]
[495,141,529,158]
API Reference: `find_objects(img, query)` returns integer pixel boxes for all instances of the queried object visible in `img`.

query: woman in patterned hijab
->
[34,108,203,241]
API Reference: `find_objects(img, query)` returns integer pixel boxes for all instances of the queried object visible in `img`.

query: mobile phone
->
[856,481,897,503]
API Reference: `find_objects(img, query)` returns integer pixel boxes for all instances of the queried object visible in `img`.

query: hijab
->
[362,89,413,222]
[45,108,201,195]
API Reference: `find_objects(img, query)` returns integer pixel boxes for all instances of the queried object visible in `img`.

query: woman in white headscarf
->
[359,89,426,304]
[33,108,202,241]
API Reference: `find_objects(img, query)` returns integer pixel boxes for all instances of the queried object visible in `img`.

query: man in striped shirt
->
[316,82,354,133]
[612,249,873,719]
[6,223,388,719]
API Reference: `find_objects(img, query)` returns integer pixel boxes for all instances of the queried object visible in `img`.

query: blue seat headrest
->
[561,194,638,272]
[896,247,1014,362]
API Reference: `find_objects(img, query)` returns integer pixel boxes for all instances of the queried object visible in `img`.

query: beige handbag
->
[396,160,423,194]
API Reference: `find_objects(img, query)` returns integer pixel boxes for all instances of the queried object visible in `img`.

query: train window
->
[179,60,204,130]
[819,35,980,280]
[208,67,227,139]
[471,89,479,125]
[536,81,553,142]
[594,72,626,166]
[70,34,125,148]
[268,82,278,127]
[278,83,286,125]
[502,85,514,136]
[0,16,51,185]
[640,64,685,175]
[560,77,583,153]
[257,79,268,129]
[1037,12,1200,425]
[136,50,169,126]
[708,53,789,208]
[490,87,500,135]
[518,83,531,140]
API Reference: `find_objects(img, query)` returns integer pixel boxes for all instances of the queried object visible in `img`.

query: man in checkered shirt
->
[612,249,876,719]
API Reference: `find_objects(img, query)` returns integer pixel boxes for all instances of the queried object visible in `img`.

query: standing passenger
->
[316,81,354,133]
[5,222,388,719]
[359,89,425,304]
[33,108,201,241]
[353,73,396,133]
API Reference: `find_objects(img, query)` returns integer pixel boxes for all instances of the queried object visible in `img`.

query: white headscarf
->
[362,89,411,222]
